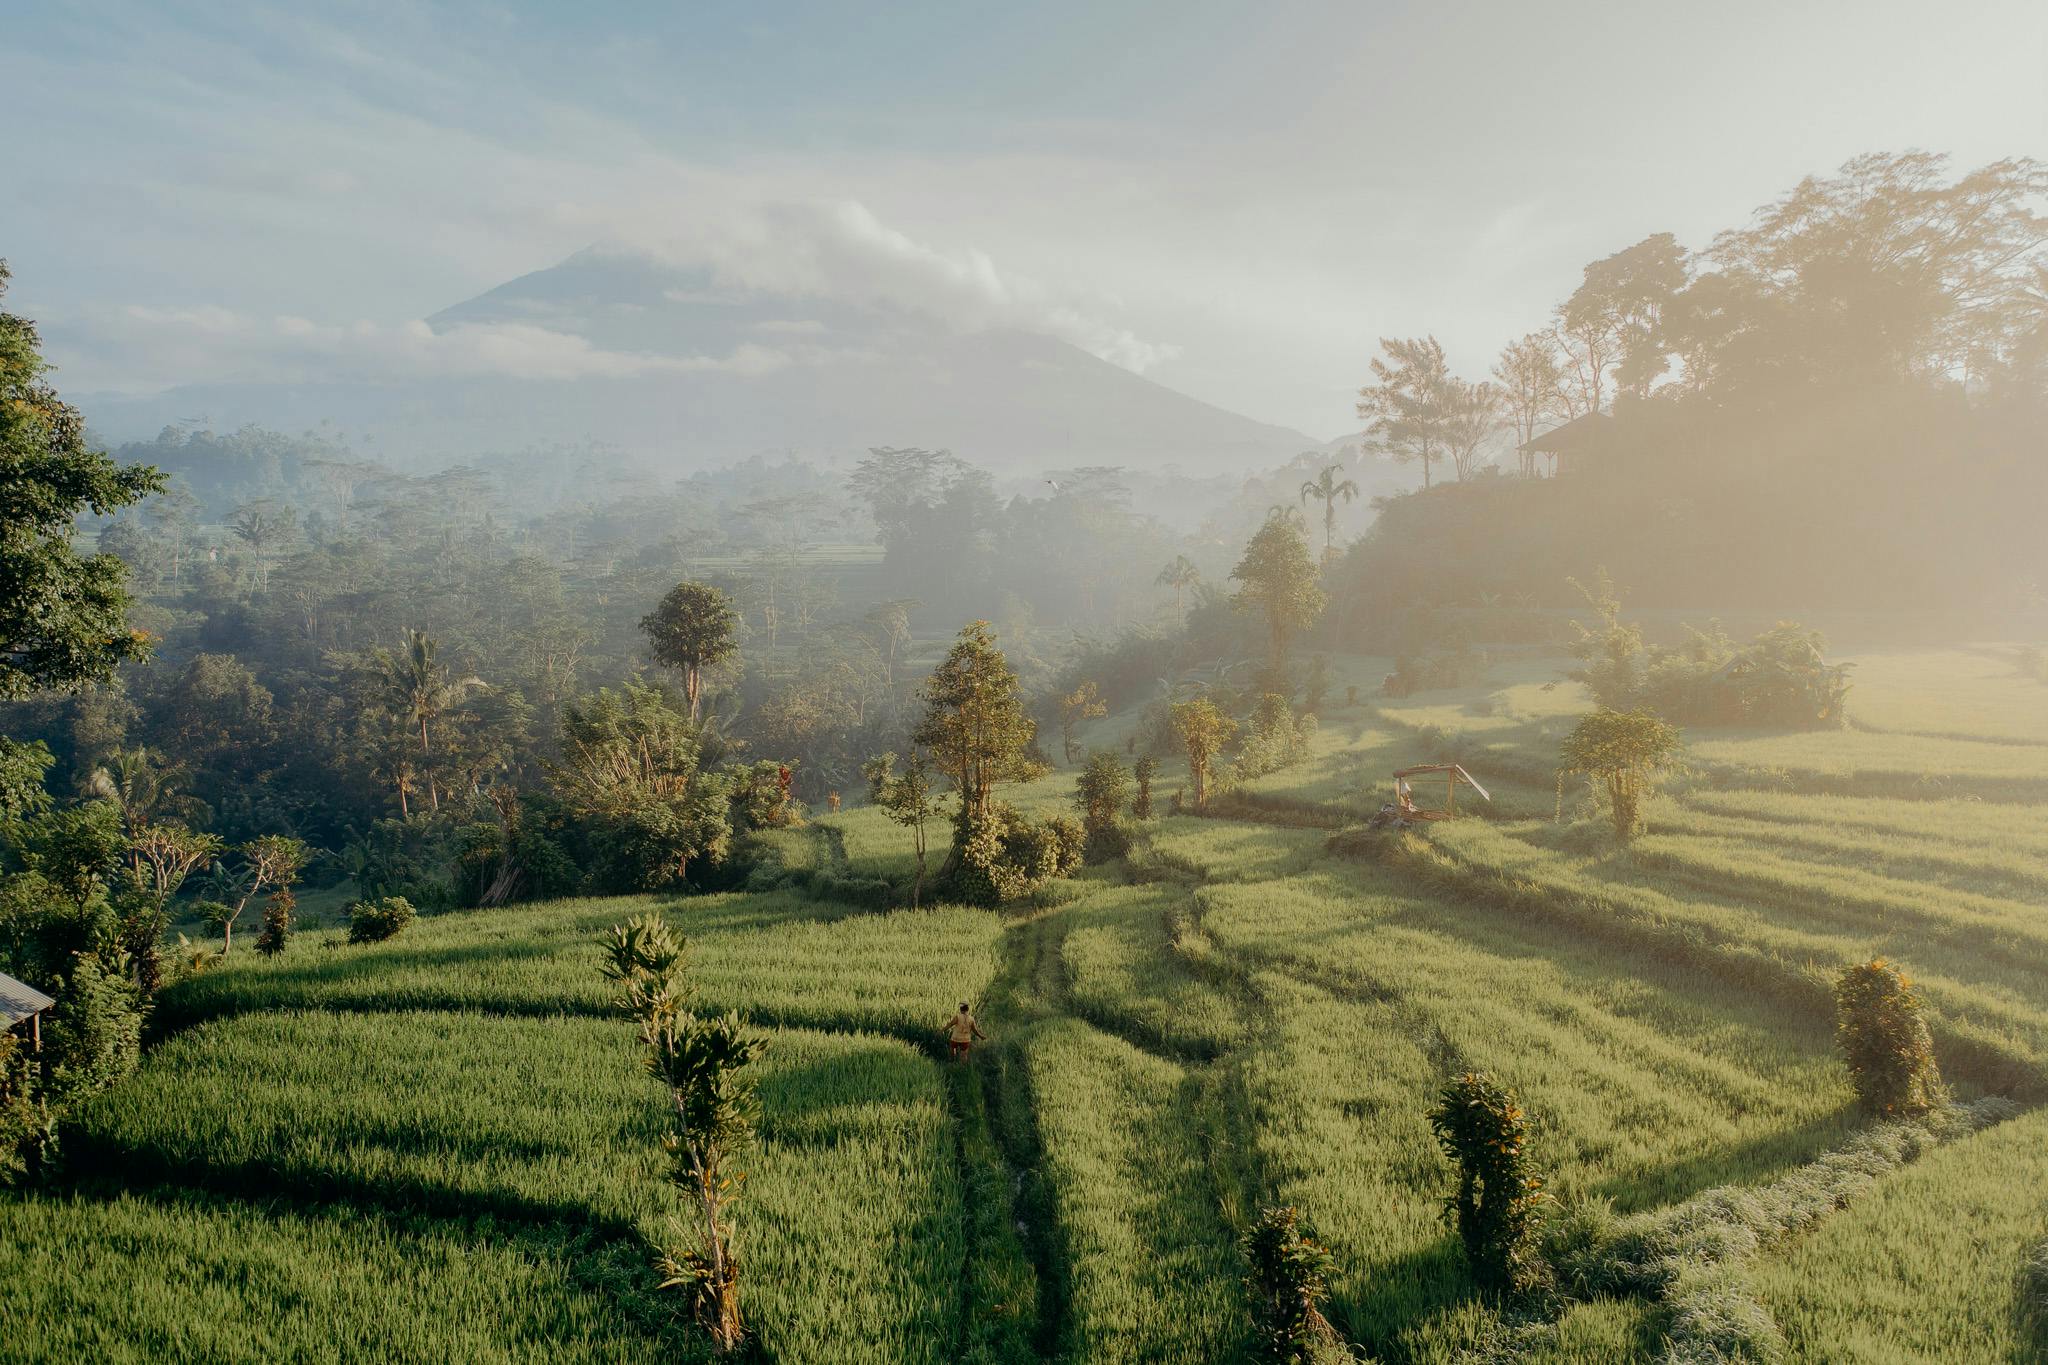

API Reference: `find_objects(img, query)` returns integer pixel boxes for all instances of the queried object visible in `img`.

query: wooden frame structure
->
[1,970,56,1053]
[1391,763,1491,821]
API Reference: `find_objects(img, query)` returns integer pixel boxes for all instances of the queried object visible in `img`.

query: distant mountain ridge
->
[83,247,1322,474]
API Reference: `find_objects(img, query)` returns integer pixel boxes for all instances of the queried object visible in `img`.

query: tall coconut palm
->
[1155,555,1201,614]
[88,746,173,833]
[373,629,482,813]
[1299,464,1361,564]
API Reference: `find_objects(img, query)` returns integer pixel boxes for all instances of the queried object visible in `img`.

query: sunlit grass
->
[156,889,1002,1040]
[1752,1106,2048,1363]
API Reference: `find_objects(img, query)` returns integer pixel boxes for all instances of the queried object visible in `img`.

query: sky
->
[6,0,2046,438]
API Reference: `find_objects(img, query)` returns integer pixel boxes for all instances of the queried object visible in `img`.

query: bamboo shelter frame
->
[1391,763,1492,821]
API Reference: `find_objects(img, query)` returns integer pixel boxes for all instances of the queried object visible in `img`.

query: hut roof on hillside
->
[1,972,56,1029]
[1518,411,1614,454]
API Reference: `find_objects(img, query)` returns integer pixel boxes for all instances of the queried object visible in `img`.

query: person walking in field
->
[946,1001,986,1059]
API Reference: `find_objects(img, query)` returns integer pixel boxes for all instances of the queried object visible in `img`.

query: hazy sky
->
[7,0,2046,437]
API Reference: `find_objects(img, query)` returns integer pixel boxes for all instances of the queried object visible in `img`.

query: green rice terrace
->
[6,646,2048,1364]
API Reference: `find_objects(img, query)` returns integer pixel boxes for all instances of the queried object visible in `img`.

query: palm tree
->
[372,629,482,813]
[1299,464,1361,563]
[88,746,172,833]
[1155,555,1201,614]
[229,501,297,591]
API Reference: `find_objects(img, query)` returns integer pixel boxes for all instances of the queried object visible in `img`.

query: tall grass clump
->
[1429,1071,1549,1293]
[1835,959,1944,1116]
[600,914,763,1355]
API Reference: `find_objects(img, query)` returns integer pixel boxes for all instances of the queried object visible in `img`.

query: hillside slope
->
[82,248,1319,474]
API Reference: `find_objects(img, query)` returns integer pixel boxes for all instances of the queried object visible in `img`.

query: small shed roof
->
[1,971,56,1029]
[1518,411,1614,454]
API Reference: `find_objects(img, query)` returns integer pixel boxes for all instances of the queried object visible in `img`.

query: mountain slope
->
[84,248,1319,474]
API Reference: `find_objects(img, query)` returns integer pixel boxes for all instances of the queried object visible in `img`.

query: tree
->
[1231,511,1326,675]
[1357,336,1452,488]
[1056,680,1108,764]
[1557,707,1683,840]
[1429,1072,1549,1292]
[1155,555,1201,615]
[862,749,941,909]
[1835,959,1944,1117]
[87,747,177,838]
[1170,698,1236,807]
[371,629,478,814]
[552,681,731,891]
[601,914,763,1356]
[912,622,1036,822]
[1440,379,1503,483]
[228,499,298,592]
[1,260,165,699]
[1298,465,1360,563]
[254,885,296,956]
[1241,1206,1341,1364]
[862,598,919,686]
[642,582,740,725]
[1073,751,1131,862]
[121,821,221,992]
[1131,755,1159,820]
[1560,233,1689,404]
[0,737,54,824]
[1697,153,2048,388]
[1493,334,1565,477]
[213,835,309,953]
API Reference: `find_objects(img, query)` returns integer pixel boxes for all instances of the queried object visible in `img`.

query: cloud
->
[112,306,789,384]
[606,198,1180,373]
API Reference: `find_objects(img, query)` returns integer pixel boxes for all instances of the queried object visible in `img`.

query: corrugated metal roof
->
[1,971,57,1028]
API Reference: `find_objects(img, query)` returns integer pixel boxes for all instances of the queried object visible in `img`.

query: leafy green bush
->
[1570,575,1851,727]
[1558,707,1683,841]
[254,887,294,956]
[1075,752,1133,864]
[1236,694,1316,779]
[41,950,146,1105]
[346,896,416,945]
[941,803,1083,906]
[451,804,580,908]
[1834,958,1945,1116]
[1131,756,1159,820]
[0,1030,54,1184]
[1381,645,1488,698]
[1428,1071,1549,1292]
[1241,1205,1345,1364]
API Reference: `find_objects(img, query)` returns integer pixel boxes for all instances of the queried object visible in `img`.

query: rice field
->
[5,641,2045,1362]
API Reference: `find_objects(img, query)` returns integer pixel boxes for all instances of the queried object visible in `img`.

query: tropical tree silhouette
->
[1298,464,1361,563]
